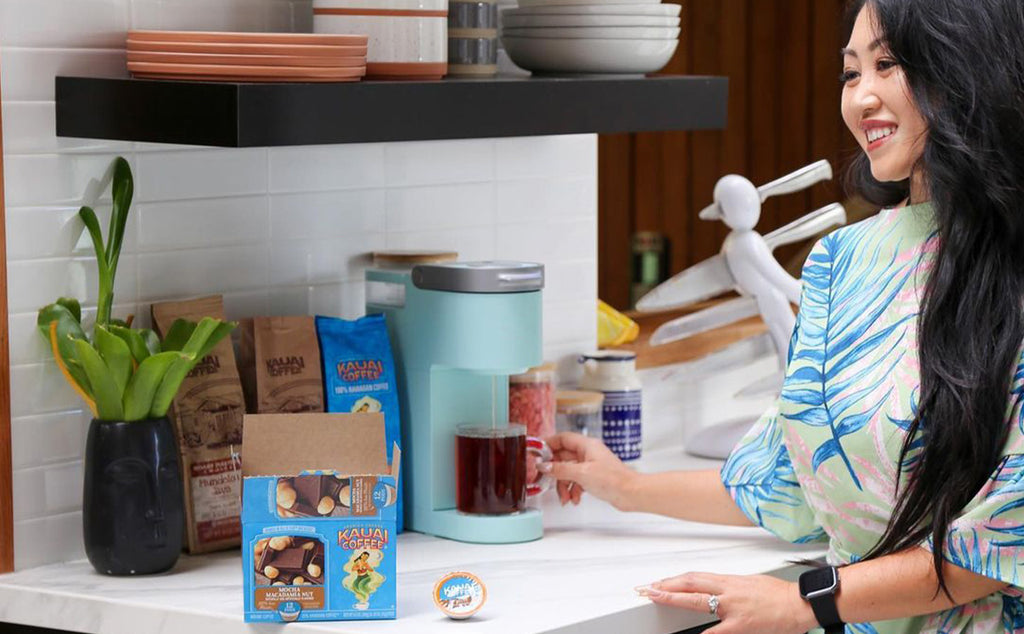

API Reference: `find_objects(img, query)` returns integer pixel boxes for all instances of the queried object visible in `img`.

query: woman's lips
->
[865,125,898,152]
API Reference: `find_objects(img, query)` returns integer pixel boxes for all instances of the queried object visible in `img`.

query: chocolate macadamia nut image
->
[293,576,306,585]
[317,496,336,515]
[307,563,322,578]
[268,536,291,551]
[264,565,280,579]
[276,485,297,510]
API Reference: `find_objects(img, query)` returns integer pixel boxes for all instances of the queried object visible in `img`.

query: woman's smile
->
[862,119,899,152]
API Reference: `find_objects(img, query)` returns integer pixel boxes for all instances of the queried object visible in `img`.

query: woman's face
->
[840,5,927,185]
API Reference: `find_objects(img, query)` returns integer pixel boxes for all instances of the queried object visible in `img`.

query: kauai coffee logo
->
[338,526,390,551]
[337,359,384,382]
[187,354,221,378]
[266,355,305,377]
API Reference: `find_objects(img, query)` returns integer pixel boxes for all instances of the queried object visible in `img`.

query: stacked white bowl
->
[501,0,681,74]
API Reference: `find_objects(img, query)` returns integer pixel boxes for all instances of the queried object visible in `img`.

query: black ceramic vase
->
[83,417,184,575]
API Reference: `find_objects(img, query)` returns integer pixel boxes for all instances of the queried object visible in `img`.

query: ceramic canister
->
[313,0,449,80]
[578,351,642,461]
[448,0,498,76]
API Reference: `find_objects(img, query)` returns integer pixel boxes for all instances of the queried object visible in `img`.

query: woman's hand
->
[542,432,640,510]
[636,572,817,634]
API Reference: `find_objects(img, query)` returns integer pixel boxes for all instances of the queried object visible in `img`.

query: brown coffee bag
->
[238,316,324,414]
[151,295,245,554]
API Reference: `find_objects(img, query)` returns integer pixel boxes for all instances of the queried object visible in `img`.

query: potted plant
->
[37,157,235,576]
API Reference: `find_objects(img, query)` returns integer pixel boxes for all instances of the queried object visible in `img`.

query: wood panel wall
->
[599,0,860,309]
[0,51,13,573]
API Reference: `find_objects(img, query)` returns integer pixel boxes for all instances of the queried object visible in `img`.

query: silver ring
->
[708,594,720,616]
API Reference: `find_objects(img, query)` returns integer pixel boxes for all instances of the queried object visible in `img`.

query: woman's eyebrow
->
[841,38,884,58]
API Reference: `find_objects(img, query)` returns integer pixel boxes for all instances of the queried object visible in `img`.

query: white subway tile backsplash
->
[6,204,138,261]
[496,217,597,263]
[385,182,495,232]
[222,289,271,321]
[0,0,129,49]
[2,101,129,156]
[270,234,384,286]
[7,255,138,314]
[386,226,496,262]
[10,411,90,470]
[137,196,269,250]
[544,259,598,303]
[543,298,597,346]
[136,149,268,202]
[384,139,495,187]
[0,47,127,102]
[12,461,84,520]
[497,176,596,223]
[269,145,385,193]
[13,511,84,570]
[3,153,128,207]
[269,189,385,240]
[268,281,365,320]
[496,134,596,180]
[11,364,87,418]
[137,246,268,300]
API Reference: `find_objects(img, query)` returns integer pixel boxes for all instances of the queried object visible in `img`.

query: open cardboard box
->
[241,413,400,623]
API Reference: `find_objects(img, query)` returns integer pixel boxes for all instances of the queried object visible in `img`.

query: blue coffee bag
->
[315,314,403,532]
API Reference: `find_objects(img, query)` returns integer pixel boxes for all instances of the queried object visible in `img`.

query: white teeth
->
[867,126,896,143]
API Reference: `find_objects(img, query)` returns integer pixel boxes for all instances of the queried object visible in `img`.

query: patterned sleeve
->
[925,373,1024,589]
[720,240,829,545]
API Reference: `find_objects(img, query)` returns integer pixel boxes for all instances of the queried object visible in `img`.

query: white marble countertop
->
[0,445,824,634]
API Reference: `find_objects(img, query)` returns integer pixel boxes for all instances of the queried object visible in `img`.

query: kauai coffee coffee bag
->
[238,316,324,414]
[315,314,403,531]
[151,295,245,554]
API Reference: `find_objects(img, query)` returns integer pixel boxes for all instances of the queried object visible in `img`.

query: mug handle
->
[526,436,553,497]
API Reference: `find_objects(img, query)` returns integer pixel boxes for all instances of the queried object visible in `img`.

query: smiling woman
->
[548,0,1024,632]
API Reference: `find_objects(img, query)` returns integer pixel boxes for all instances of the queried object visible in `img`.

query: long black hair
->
[843,0,1024,599]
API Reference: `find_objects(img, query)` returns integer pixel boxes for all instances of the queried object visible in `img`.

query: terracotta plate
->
[365,61,447,80]
[127,50,366,67]
[127,61,367,79]
[131,72,364,83]
[126,39,368,57]
[128,30,368,46]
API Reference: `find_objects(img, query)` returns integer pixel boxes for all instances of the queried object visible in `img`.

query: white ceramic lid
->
[502,25,680,39]
[503,3,681,16]
[313,0,446,10]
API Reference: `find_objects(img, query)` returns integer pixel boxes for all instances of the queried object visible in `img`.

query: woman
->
[544,1,1024,631]
[342,551,385,608]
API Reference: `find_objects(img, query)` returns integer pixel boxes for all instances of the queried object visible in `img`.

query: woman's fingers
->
[546,432,591,455]
[653,572,724,594]
[570,482,584,504]
[644,589,718,614]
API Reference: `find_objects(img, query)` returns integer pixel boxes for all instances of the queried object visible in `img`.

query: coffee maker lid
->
[411,261,544,293]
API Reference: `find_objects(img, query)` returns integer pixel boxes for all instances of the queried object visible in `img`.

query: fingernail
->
[634,585,652,596]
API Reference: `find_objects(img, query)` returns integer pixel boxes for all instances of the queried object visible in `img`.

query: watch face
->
[799,567,839,598]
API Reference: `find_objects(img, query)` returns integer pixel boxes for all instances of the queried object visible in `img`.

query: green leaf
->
[93,325,132,396]
[106,157,133,282]
[109,325,151,364]
[72,338,124,421]
[55,297,81,324]
[123,351,187,421]
[149,353,197,418]
[160,319,197,353]
[37,303,90,392]
[193,321,236,363]
[79,206,113,326]
[139,328,161,357]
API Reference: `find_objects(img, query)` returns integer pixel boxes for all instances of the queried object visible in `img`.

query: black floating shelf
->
[55,74,727,147]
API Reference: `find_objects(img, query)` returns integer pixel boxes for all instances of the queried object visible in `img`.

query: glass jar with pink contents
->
[508,363,557,440]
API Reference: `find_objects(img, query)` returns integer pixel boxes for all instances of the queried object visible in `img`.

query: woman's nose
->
[853,78,882,115]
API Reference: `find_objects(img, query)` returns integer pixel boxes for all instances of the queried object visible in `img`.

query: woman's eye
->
[839,69,860,84]
[877,59,898,72]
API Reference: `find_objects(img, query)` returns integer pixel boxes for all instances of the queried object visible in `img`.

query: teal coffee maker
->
[366,261,545,543]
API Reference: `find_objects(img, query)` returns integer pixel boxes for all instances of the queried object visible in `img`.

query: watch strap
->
[809,592,844,633]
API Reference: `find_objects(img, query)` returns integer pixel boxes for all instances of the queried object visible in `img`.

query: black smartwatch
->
[798,566,844,634]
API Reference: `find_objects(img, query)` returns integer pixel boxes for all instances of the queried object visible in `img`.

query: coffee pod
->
[433,571,487,619]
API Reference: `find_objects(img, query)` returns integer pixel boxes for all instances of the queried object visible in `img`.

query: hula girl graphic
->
[342,550,386,609]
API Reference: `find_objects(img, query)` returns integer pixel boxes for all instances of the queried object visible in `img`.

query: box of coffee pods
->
[242,413,399,622]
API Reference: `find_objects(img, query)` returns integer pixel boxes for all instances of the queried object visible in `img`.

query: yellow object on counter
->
[597,299,639,347]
